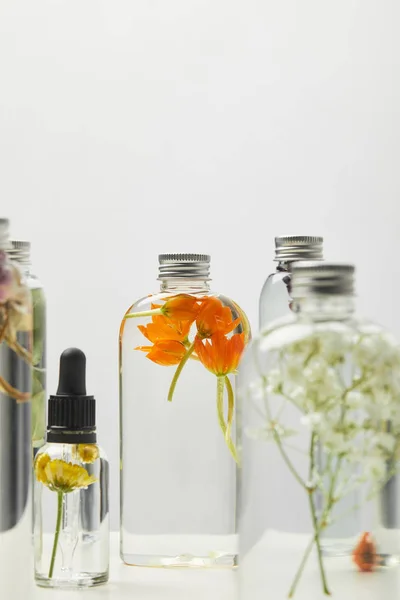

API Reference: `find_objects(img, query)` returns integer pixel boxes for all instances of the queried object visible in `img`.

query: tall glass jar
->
[119,254,250,567]
[259,235,323,329]
[239,262,400,599]
[9,240,46,453]
[0,220,33,597]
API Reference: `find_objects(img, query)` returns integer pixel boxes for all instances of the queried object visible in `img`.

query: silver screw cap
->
[158,254,211,280]
[291,262,355,297]
[275,235,323,262]
[9,241,31,265]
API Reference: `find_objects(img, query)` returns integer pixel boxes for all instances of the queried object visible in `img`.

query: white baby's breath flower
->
[304,357,328,383]
[372,432,396,454]
[354,333,400,372]
[319,430,352,455]
[253,325,400,515]
[364,455,387,482]
[245,421,296,442]
[286,337,318,362]
[245,426,274,442]
[285,385,306,408]
[319,331,355,364]
[285,361,305,386]
[301,412,322,429]
[346,390,363,409]
[265,369,282,394]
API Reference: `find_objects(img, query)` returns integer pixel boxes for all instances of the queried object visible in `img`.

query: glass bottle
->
[9,240,46,453]
[34,348,109,588]
[0,219,33,597]
[239,262,400,599]
[259,235,323,329]
[120,253,250,567]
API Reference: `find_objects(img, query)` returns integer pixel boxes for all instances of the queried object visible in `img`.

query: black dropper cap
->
[47,348,96,444]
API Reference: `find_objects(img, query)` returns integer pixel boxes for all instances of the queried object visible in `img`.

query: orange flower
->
[194,332,245,376]
[138,314,191,343]
[136,340,186,366]
[352,532,378,572]
[196,297,241,339]
[160,295,200,321]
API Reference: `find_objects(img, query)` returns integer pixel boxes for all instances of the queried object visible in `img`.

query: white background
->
[0,0,399,531]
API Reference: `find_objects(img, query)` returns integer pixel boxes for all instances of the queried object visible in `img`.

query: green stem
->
[124,308,162,319]
[167,343,195,402]
[216,377,238,462]
[288,534,317,598]
[224,376,234,443]
[224,376,239,463]
[288,435,331,598]
[309,435,330,596]
[216,376,226,435]
[48,491,63,578]
[308,492,330,595]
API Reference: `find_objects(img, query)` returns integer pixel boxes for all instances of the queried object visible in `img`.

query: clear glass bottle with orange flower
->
[119,254,250,567]
[34,349,109,588]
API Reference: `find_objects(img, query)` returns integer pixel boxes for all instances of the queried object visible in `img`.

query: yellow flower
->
[35,456,97,493]
[78,444,99,464]
[35,453,51,483]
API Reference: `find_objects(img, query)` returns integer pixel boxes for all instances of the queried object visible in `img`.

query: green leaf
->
[32,389,46,445]
[32,369,45,395]
[32,287,46,367]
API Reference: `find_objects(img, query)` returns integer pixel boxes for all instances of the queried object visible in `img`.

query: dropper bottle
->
[33,348,109,589]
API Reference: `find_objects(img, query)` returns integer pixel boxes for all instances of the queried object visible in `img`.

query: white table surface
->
[240,529,400,600]
[32,530,400,599]
[33,533,237,600]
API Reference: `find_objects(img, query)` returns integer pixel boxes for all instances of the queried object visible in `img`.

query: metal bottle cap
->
[291,262,355,297]
[275,235,323,262]
[9,241,31,266]
[158,254,211,280]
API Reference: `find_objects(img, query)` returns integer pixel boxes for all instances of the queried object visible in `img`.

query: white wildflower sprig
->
[245,326,400,598]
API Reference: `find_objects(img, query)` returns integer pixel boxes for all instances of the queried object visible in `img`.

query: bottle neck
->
[277,261,290,272]
[160,278,210,293]
[292,295,355,320]
[47,428,97,444]
[15,262,31,276]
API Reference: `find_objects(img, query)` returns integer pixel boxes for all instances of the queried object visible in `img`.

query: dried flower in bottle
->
[353,532,378,572]
[78,444,100,464]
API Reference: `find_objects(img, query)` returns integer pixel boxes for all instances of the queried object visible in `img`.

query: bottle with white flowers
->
[239,262,400,600]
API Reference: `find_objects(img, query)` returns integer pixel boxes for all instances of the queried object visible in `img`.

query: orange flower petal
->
[161,294,200,322]
[138,316,191,343]
[137,340,186,366]
[196,297,241,339]
[194,332,245,376]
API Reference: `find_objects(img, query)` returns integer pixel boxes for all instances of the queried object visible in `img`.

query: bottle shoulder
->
[122,289,247,313]
[120,291,249,325]
[35,442,107,464]
[249,313,397,359]
[119,289,251,343]
[260,270,290,294]
[26,272,44,292]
